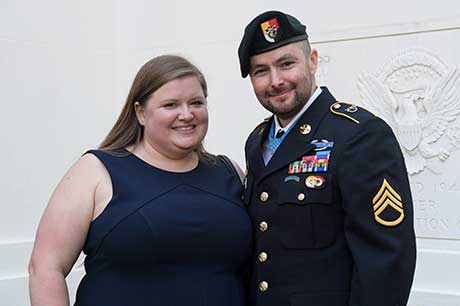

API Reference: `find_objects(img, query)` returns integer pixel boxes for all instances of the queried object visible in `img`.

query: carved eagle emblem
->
[358,49,460,174]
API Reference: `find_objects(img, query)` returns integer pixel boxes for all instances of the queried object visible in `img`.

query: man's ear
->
[134,101,145,126]
[310,48,319,75]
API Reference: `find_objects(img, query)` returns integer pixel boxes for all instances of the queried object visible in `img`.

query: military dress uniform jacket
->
[244,87,416,306]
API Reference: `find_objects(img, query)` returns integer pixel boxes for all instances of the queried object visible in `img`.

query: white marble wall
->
[314,20,460,305]
[1,0,459,305]
[0,1,118,305]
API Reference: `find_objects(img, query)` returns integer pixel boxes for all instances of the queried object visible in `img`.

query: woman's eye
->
[163,103,176,108]
[191,100,206,107]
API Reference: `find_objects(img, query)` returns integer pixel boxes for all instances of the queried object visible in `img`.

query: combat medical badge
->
[372,179,404,226]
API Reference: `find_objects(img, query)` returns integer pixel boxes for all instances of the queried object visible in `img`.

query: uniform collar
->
[247,87,336,182]
[273,86,322,136]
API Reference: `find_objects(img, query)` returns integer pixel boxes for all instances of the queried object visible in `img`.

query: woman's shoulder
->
[65,151,110,187]
[214,155,244,185]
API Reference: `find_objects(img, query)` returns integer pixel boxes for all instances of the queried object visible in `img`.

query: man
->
[238,10,416,306]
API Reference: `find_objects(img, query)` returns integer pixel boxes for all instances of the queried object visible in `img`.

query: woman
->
[28,55,252,306]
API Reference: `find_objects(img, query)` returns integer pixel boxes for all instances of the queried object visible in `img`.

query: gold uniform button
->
[259,281,269,292]
[297,193,305,201]
[259,221,268,232]
[258,252,268,262]
[260,192,269,202]
[333,103,341,109]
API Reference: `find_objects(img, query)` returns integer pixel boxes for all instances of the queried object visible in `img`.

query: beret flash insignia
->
[260,18,279,43]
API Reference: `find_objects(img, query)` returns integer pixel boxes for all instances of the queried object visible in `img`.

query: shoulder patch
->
[330,102,374,124]
[252,117,271,134]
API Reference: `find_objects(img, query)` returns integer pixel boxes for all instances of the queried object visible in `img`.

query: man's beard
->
[263,89,310,121]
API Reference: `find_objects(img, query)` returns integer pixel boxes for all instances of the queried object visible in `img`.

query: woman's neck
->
[128,140,199,173]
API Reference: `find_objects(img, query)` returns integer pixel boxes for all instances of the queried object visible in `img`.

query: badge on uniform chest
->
[288,139,333,174]
[288,150,330,174]
[311,139,334,151]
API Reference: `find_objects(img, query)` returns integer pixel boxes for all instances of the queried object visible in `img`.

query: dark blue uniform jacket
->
[244,87,416,306]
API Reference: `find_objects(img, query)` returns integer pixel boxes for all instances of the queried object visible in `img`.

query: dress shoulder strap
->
[217,155,244,187]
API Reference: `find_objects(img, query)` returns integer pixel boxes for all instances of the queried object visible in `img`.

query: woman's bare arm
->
[28,154,107,306]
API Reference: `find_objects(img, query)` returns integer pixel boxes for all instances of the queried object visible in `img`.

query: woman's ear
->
[134,101,145,126]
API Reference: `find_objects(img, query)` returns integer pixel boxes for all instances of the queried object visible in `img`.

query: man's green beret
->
[238,10,309,78]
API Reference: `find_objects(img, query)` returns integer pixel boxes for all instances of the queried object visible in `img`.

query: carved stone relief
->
[357,48,460,241]
[316,55,330,85]
[357,49,460,175]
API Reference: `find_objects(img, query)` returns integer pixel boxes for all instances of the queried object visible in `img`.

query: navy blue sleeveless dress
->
[74,150,252,306]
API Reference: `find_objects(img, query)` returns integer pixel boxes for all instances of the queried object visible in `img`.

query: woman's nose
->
[178,105,194,121]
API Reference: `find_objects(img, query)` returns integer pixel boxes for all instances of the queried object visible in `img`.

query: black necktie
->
[276,130,285,138]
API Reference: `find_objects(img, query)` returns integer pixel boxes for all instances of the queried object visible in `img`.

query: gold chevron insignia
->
[372,179,404,227]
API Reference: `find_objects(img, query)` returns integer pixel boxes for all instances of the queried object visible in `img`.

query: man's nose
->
[270,69,284,88]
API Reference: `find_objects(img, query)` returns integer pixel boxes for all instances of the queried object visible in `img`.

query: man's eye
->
[253,69,267,76]
[281,61,295,68]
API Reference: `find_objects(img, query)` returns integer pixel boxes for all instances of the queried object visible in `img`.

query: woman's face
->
[136,75,208,159]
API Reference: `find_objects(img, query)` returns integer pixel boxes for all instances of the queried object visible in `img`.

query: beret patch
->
[238,11,309,78]
[260,18,279,43]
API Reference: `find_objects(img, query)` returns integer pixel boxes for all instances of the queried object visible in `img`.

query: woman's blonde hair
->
[99,55,212,160]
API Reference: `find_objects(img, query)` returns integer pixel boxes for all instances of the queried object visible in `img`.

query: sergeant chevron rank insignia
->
[372,179,404,227]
